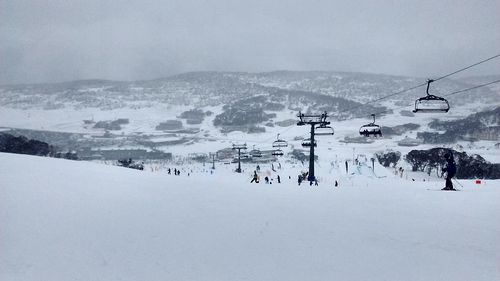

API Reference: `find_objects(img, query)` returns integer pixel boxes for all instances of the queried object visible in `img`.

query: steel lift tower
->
[297,111,333,182]
[232,143,247,173]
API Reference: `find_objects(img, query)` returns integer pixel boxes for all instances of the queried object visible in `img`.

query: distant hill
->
[1,71,497,118]
[418,107,500,143]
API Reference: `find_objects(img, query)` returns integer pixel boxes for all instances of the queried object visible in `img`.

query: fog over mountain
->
[1,0,500,84]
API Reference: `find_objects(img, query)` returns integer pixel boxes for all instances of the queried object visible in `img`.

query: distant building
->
[340,136,374,144]
[397,137,423,147]
[78,149,172,160]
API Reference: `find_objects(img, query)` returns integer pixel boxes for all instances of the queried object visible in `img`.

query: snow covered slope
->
[1,153,499,281]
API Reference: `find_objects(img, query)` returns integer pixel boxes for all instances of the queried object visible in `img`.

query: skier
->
[298,175,303,185]
[250,170,259,183]
[345,160,349,174]
[265,176,269,184]
[334,180,338,187]
[167,168,171,175]
[442,152,457,190]
[277,175,281,183]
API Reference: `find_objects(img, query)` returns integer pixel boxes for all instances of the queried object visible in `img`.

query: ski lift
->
[413,79,450,113]
[301,138,317,147]
[315,124,334,136]
[359,114,382,137]
[272,149,284,157]
[272,133,288,148]
[249,145,262,158]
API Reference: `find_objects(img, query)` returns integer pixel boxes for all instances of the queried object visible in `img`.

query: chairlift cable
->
[443,78,500,97]
[432,54,500,82]
[369,78,500,116]
[336,53,500,115]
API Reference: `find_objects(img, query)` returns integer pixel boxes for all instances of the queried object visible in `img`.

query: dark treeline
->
[406,148,500,179]
[0,133,77,160]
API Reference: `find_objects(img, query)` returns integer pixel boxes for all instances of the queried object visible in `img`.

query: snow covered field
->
[1,152,499,281]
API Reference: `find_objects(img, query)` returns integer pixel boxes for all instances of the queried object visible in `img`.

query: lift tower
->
[297,111,333,182]
[209,152,217,170]
[232,143,247,173]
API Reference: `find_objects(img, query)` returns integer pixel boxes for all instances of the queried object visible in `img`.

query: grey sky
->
[1,0,499,84]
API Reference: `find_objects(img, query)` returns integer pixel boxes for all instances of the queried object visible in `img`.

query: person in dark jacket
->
[250,170,259,183]
[442,152,457,190]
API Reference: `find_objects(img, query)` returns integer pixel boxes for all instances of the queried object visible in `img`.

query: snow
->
[0,100,498,166]
[1,152,499,281]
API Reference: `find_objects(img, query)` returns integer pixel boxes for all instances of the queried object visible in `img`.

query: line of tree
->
[0,133,78,160]
[406,147,500,179]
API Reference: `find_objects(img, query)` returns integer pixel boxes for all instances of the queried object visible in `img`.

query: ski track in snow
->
[1,153,499,281]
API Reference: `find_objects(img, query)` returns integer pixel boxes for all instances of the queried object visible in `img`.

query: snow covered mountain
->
[1,71,497,112]
[0,71,498,165]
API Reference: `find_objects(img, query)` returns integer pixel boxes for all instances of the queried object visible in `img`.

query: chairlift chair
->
[315,124,334,136]
[272,133,288,148]
[301,138,317,147]
[272,149,284,157]
[413,79,450,113]
[359,114,382,137]
[249,145,262,158]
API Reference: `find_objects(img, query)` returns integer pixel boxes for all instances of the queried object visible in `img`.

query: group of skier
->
[163,151,458,190]
[297,172,318,186]
[250,170,281,184]
[249,162,347,188]
[167,168,181,176]
[250,151,457,190]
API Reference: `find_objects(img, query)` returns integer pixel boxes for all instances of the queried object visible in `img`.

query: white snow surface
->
[1,152,499,281]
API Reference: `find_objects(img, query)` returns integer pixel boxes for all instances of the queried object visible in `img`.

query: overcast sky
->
[1,0,499,84]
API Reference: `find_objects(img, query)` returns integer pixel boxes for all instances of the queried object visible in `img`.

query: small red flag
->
[475,180,481,184]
